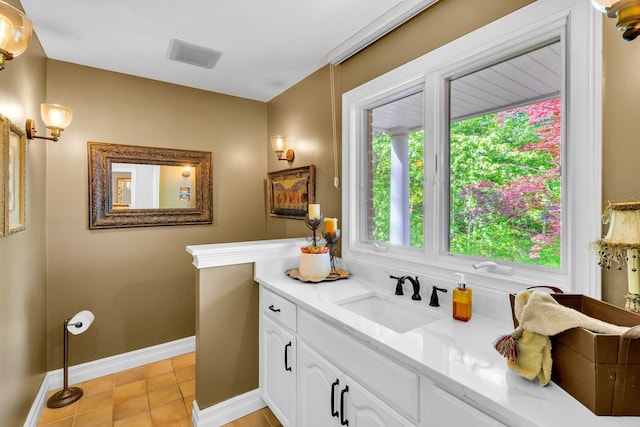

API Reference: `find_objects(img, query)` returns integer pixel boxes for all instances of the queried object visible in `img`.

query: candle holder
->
[305,215,323,247]
[323,229,341,273]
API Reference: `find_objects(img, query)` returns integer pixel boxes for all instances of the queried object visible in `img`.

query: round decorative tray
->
[285,268,351,283]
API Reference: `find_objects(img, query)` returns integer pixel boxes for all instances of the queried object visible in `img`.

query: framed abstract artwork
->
[2,116,26,235]
[267,165,315,219]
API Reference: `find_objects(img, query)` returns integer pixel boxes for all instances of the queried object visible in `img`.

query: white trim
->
[186,238,307,269]
[24,336,195,427]
[327,0,439,64]
[342,0,601,296]
[191,389,266,427]
[22,374,52,427]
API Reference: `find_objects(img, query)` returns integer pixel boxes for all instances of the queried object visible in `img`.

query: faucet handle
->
[429,286,448,307]
[390,275,404,295]
[410,276,421,301]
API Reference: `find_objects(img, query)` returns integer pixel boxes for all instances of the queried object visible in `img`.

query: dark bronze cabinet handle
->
[331,379,340,418]
[340,385,349,426]
[284,342,292,372]
[268,305,281,313]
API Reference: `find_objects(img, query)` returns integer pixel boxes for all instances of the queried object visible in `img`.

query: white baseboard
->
[24,336,195,427]
[22,374,52,427]
[192,389,266,427]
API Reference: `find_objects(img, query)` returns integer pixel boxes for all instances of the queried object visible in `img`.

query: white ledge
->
[186,238,307,269]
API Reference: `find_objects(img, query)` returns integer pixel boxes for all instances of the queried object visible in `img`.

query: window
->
[367,90,424,248]
[342,0,601,295]
[448,41,562,269]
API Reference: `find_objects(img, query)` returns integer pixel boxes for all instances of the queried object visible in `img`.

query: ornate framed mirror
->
[88,142,212,229]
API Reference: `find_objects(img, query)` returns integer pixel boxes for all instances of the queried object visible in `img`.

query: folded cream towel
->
[514,291,629,336]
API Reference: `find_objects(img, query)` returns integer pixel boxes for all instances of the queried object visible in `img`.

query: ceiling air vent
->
[167,39,222,69]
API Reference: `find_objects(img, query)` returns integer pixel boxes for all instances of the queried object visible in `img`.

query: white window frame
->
[342,0,602,296]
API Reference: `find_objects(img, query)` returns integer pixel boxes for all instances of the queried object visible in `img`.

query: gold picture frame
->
[2,116,26,235]
[267,165,315,219]
[0,116,6,237]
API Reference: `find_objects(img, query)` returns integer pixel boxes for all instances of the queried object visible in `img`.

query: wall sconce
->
[592,0,640,41]
[182,166,191,177]
[0,1,33,70]
[47,310,95,408]
[26,103,73,142]
[271,135,295,162]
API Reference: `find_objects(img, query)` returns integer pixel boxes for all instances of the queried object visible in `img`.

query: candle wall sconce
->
[0,1,33,71]
[592,0,640,41]
[271,135,295,163]
[26,103,73,142]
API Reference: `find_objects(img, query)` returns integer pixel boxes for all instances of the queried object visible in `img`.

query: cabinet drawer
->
[298,309,419,421]
[261,287,297,332]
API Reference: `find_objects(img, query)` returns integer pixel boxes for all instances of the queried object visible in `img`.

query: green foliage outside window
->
[369,99,561,268]
[450,99,561,268]
[369,130,424,248]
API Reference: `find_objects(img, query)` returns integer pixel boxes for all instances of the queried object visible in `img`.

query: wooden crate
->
[510,292,640,416]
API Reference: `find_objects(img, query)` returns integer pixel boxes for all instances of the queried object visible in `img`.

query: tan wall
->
[601,19,640,306]
[0,1,48,424]
[267,66,341,240]
[44,61,269,369]
[196,264,258,408]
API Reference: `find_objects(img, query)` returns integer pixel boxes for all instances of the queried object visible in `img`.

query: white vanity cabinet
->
[298,341,415,427]
[259,288,297,426]
[422,384,507,427]
[260,284,511,427]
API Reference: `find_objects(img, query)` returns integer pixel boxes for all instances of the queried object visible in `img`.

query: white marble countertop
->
[254,258,638,427]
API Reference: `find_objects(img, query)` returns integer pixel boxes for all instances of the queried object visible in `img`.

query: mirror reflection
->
[111,163,197,209]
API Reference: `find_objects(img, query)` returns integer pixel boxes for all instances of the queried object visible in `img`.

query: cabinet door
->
[261,315,296,426]
[345,379,416,427]
[426,385,507,427]
[298,342,342,427]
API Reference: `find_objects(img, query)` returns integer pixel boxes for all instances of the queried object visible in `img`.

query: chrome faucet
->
[390,275,421,301]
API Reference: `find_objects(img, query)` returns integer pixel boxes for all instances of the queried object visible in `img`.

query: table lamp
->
[596,201,640,313]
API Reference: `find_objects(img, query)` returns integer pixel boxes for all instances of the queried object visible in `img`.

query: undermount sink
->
[337,293,440,333]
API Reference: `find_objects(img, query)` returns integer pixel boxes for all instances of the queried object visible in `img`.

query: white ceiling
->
[20,0,436,102]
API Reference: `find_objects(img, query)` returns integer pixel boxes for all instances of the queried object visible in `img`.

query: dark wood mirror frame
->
[88,142,212,229]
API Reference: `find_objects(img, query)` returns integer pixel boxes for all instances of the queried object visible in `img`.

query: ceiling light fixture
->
[26,103,73,142]
[592,0,640,41]
[0,1,33,70]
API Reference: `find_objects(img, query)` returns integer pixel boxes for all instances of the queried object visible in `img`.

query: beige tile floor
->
[37,352,281,427]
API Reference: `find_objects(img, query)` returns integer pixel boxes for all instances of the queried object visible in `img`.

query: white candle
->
[308,204,320,219]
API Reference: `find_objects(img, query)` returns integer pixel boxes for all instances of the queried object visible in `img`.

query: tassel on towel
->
[493,329,520,363]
